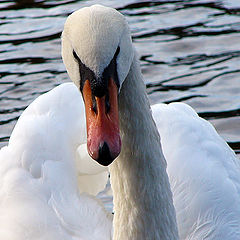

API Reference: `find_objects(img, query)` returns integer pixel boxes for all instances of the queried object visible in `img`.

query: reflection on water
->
[0,0,240,155]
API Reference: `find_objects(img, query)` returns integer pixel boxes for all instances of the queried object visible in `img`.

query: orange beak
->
[82,79,121,166]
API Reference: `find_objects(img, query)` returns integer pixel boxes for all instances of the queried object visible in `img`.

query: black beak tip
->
[96,142,115,166]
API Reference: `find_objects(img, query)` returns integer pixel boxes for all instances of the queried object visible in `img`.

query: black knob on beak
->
[96,142,114,166]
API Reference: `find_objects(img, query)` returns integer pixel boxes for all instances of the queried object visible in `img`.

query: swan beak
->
[82,79,121,166]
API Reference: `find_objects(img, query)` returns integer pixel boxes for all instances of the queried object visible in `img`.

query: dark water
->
[0,0,240,156]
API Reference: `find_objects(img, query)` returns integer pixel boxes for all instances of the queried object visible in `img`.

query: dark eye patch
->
[115,46,120,58]
[73,49,95,93]
[101,46,120,90]
[73,46,120,97]
[73,50,80,61]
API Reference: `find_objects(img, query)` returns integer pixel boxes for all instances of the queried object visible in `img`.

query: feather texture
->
[0,83,111,240]
[1,4,240,240]
[152,102,240,239]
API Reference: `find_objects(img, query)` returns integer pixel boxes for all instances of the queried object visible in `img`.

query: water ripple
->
[0,0,239,154]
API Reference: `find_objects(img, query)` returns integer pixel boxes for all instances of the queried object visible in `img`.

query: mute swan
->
[1,4,240,240]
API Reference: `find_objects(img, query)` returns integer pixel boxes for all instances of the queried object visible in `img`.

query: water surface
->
[0,0,240,156]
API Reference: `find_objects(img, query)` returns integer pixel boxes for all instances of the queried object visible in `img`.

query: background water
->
[0,0,240,158]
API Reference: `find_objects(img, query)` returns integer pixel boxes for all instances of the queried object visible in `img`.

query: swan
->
[1,4,240,240]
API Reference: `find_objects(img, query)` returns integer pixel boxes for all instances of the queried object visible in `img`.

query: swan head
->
[62,5,134,166]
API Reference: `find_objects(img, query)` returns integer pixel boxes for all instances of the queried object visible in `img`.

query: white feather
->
[1,4,240,240]
[62,4,134,90]
[152,102,240,239]
[0,83,111,240]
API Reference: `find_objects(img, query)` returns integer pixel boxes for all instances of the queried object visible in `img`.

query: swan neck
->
[109,52,178,240]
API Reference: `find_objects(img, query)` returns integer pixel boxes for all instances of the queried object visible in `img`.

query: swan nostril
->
[105,92,110,113]
[92,94,97,114]
[97,142,114,166]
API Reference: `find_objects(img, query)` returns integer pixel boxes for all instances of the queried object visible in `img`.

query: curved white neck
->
[109,52,179,240]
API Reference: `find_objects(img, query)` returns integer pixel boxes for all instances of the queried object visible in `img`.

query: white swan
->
[1,4,240,240]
